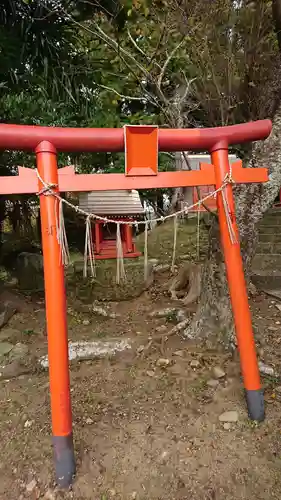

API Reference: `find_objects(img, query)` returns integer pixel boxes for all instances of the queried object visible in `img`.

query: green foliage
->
[0,0,279,178]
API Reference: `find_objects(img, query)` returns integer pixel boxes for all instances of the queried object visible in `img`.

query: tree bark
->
[187,104,281,343]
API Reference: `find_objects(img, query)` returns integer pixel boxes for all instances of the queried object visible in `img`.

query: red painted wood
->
[0,163,268,195]
[91,218,141,260]
[36,142,73,438]
[212,148,261,393]
[0,120,272,152]
[125,126,158,176]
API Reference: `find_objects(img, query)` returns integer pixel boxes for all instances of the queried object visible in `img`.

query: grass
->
[66,218,210,302]
[136,217,209,262]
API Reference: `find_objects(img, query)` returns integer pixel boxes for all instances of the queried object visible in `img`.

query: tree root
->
[163,262,202,306]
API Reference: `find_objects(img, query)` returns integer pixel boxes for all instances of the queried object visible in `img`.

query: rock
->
[212,366,226,379]
[85,417,93,425]
[137,345,145,353]
[0,304,16,329]
[268,326,279,332]
[82,319,90,326]
[155,325,167,333]
[168,319,190,336]
[24,419,34,428]
[149,308,178,318]
[39,339,132,368]
[16,252,44,291]
[0,342,14,358]
[26,479,37,493]
[275,386,281,394]
[219,411,239,423]
[156,358,171,368]
[0,328,21,342]
[131,493,137,500]
[223,422,231,430]
[0,290,34,314]
[190,359,200,368]
[176,309,187,323]
[92,305,120,319]
[154,264,170,273]
[148,258,159,268]
[44,489,56,500]
[0,360,31,380]
[258,348,265,358]
[207,379,219,388]
[146,370,155,377]
[258,362,276,377]
[108,489,117,498]
[8,342,29,362]
[173,350,185,357]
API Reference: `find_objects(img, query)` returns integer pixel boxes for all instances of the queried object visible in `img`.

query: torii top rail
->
[0,120,271,151]
[0,119,272,488]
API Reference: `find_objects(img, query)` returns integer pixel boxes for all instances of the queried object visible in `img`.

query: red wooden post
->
[124,224,133,253]
[36,141,75,486]
[211,146,264,421]
[94,222,101,254]
[0,120,272,482]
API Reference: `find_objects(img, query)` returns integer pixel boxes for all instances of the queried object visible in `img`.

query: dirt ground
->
[1,276,281,500]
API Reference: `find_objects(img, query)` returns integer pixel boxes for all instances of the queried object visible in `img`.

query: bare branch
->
[157,37,186,91]
[180,74,196,103]
[147,20,167,67]
[92,21,150,77]
[127,28,162,70]
[96,83,145,101]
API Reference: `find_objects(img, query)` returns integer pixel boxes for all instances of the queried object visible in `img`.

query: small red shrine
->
[79,189,144,259]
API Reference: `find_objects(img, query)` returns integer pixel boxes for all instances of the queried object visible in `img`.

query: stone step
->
[258,217,281,226]
[257,242,281,253]
[252,270,281,290]
[258,225,281,234]
[266,208,281,216]
[252,253,281,271]
[259,233,281,243]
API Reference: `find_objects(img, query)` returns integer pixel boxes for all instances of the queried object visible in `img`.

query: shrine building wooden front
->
[79,189,144,259]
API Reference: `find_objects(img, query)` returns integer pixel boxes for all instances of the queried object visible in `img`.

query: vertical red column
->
[124,224,133,253]
[36,141,75,486]
[211,146,264,421]
[94,222,101,254]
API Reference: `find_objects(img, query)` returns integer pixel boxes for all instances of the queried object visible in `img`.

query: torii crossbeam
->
[0,119,272,487]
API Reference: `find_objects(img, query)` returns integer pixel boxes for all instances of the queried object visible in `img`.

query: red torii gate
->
[0,120,272,487]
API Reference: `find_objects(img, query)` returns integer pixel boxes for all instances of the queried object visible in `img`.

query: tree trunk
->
[169,152,183,212]
[187,104,281,343]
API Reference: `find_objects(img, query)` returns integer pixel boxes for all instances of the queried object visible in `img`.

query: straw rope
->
[36,168,237,279]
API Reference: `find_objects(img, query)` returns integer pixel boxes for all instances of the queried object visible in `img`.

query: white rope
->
[221,167,238,244]
[221,190,238,244]
[144,222,149,281]
[35,168,239,260]
[116,222,126,284]
[56,198,70,266]
[197,202,201,260]
[171,215,178,273]
[36,170,231,226]
[83,216,96,278]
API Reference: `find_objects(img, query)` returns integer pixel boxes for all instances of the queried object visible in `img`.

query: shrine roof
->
[78,189,145,216]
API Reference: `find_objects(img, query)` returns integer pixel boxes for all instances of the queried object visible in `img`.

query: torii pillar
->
[0,119,272,486]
